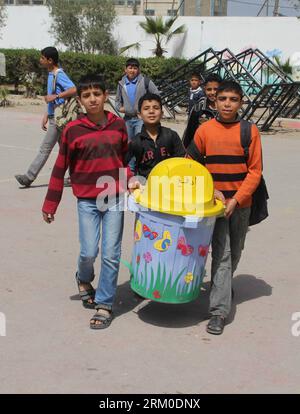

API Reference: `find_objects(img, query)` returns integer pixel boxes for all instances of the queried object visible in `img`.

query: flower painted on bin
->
[143,252,152,263]
[153,290,161,299]
[136,254,141,264]
[184,272,194,284]
[198,245,209,257]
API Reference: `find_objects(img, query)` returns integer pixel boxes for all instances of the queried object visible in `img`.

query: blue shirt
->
[125,76,138,109]
[47,69,75,116]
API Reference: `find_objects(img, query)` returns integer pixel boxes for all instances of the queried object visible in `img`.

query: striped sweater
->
[189,118,262,207]
[42,111,132,215]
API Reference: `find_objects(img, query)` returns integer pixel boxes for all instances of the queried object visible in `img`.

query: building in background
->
[4,0,46,4]
[113,0,227,16]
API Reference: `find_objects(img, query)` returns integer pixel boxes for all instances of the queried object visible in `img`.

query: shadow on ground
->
[69,273,272,328]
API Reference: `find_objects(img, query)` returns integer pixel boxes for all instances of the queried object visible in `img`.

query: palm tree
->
[120,16,186,58]
[140,16,186,57]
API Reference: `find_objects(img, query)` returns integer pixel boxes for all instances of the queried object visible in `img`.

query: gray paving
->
[0,107,300,394]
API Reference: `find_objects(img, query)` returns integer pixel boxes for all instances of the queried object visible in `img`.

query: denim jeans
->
[209,207,251,318]
[125,117,143,172]
[26,117,60,181]
[77,197,124,309]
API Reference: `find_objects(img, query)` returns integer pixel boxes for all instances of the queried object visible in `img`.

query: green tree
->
[140,16,186,58]
[0,0,7,39]
[46,0,117,54]
[121,16,186,58]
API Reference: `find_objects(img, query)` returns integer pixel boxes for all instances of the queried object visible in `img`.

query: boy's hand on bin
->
[128,181,141,193]
[214,189,225,204]
[43,212,55,224]
[224,198,238,218]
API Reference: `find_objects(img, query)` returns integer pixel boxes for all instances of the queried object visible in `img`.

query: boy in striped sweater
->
[187,80,262,335]
[42,74,132,330]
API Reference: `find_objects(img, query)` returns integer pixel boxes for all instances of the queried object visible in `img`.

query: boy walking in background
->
[187,80,262,335]
[188,72,204,115]
[42,74,131,330]
[15,47,76,187]
[183,73,222,149]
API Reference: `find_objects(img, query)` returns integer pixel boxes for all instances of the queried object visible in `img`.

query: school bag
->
[240,119,269,226]
[52,69,83,131]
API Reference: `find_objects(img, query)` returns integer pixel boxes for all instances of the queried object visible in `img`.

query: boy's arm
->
[45,71,76,103]
[171,131,186,157]
[115,83,124,112]
[148,79,160,95]
[233,124,262,206]
[120,122,134,181]
[42,128,70,218]
[185,126,206,165]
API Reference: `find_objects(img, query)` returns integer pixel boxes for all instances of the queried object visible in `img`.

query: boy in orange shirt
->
[187,80,262,335]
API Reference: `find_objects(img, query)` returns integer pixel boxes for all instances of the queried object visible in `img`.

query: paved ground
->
[0,105,300,394]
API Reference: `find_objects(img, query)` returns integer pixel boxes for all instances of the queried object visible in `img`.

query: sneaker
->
[15,174,33,187]
[206,315,226,335]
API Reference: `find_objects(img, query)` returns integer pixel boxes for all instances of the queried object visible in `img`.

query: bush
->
[0,48,186,93]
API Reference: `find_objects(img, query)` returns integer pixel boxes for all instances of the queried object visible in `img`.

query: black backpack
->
[240,119,269,226]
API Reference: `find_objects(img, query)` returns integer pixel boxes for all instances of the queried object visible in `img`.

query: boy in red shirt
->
[42,74,131,330]
[187,80,262,335]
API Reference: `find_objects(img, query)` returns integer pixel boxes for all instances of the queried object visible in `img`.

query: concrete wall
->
[0,6,299,60]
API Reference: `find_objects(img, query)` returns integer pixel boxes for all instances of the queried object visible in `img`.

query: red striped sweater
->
[42,111,132,214]
[191,118,262,208]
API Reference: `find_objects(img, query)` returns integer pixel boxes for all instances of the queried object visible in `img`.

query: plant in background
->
[0,86,10,107]
[46,0,117,54]
[120,16,186,58]
[274,56,293,75]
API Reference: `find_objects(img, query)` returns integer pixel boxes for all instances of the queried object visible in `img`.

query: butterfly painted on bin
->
[134,220,142,242]
[177,236,194,256]
[154,230,172,252]
[142,224,158,240]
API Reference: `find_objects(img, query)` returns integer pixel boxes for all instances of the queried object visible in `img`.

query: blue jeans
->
[125,117,143,172]
[77,198,124,309]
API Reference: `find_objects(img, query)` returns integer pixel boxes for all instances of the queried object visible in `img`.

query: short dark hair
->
[217,80,243,98]
[77,74,107,97]
[41,47,59,64]
[126,58,140,68]
[204,73,222,85]
[190,72,201,80]
[138,92,162,112]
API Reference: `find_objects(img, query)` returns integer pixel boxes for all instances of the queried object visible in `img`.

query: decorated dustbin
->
[127,158,224,304]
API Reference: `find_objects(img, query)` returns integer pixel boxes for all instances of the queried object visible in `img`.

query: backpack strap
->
[52,68,62,94]
[240,119,252,161]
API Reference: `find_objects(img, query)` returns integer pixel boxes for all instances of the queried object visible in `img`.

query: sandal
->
[90,308,114,330]
[75,273,96,309]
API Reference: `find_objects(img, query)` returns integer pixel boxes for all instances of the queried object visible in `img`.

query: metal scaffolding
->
[157,47,300,130]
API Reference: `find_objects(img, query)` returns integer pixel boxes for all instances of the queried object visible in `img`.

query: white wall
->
[1,7,299,61]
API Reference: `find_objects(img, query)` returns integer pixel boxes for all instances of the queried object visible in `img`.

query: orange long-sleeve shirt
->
[191,118,262,208]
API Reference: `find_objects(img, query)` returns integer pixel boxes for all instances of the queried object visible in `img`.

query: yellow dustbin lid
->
[134,158,224,217]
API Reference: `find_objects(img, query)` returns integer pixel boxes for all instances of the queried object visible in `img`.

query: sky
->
[227,0,300,16]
